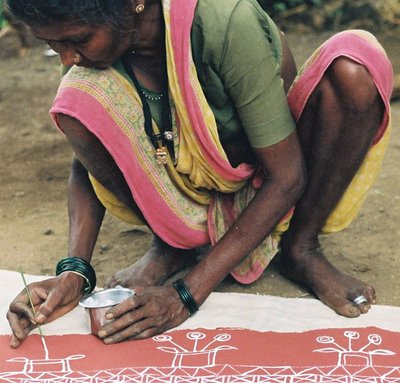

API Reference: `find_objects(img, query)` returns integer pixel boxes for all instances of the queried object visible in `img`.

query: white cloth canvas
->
[1,269,399,336]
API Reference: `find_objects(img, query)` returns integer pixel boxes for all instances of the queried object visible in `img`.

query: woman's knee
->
[325,56,382,114]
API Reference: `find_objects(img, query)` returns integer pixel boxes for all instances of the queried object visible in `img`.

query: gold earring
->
[135,3,145,13]
[73,53,82,64]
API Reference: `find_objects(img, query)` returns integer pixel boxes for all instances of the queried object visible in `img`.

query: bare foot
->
[104,236,197,289]
[279,238,376,317]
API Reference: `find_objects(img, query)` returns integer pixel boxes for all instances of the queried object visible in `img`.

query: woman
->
[6,0,393,346]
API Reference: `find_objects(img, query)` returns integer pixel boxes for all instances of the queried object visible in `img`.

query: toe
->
[319,292,362,318]
[359,303,372,314]
[366,286,377,304]
[351,292,373,314]
[334,300,362,318]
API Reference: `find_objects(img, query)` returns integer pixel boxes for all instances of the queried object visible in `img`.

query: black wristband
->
[172,279,198,316]
[56,257,96,297]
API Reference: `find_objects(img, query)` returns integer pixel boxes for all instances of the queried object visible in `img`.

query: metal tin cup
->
[79,287,134,335]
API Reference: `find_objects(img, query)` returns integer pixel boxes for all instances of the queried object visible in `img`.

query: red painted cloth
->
[1,327,399,382]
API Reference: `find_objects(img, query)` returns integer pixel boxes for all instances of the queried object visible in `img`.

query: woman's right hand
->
[7,271,85,348]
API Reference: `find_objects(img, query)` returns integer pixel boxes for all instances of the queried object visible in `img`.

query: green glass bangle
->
[172,279,198,316]
[56,257,96,297]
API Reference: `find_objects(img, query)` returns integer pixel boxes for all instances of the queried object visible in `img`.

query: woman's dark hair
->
[5,0,133,28]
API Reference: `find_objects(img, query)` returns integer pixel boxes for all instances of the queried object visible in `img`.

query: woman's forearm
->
[67,158,105,262]
[185,180,301,305]
[184,132,307,306]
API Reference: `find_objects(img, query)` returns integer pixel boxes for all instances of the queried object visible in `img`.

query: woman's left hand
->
[97,285,189,343]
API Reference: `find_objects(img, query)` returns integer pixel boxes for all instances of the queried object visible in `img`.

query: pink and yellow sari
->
[50,0,393,284]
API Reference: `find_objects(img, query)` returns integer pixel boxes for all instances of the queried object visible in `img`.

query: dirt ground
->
[0,30,399,308]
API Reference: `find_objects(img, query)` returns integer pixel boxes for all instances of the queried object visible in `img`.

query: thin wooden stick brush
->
[19,266,49,359]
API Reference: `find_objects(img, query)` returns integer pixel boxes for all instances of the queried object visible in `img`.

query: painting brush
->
[19,266,49,359]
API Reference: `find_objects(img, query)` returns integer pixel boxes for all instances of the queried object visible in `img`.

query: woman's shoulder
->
[194,0,268,27]
[192,0,273,68]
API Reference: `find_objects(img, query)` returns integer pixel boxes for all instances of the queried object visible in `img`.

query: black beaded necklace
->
[122,55,175,165]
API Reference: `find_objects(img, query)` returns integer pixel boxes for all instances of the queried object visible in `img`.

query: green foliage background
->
[0,0,7,29]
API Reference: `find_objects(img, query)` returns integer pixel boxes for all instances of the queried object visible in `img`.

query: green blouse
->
[191,0,295,147]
